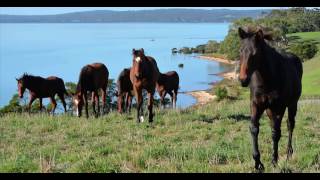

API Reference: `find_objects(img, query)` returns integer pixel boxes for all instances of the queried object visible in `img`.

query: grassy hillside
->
[287,32,320,97]
[1,98,319,173]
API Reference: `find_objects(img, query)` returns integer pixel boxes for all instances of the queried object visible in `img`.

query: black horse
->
[238,27,303,171]
[16,73,68,114]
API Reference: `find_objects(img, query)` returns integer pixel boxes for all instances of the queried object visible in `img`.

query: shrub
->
[215,86,228,101]
[288,40,318,61]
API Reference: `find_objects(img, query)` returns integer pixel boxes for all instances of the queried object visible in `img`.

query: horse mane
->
[241,26,274,41]
[76,65,91,93]
[19,73,44,81]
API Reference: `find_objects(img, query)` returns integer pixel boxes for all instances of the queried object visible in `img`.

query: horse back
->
[117,68,133,93]
[80,63,109,91]
[45,76,66,90]
[158,71,179,90]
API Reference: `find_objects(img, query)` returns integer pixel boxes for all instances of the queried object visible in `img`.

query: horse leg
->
[102,88,107,114]
[127,95,132,113]
[266,106,286,166]
[58,93,67,113]
[168,91,174,108]
[250,102,265,171]
[118,92,123,113]
[173,89,178,108]
[39,98,43,112]
[91,92,96,116]
[28,95,36,114]
[287,103,297,159]
[135,87,143,123]
[160,91,167,109]
[84,93,89,118]
[50,96,57,116]
[147,91,154,123]
[125,92,130,113]
[95,92,100,117]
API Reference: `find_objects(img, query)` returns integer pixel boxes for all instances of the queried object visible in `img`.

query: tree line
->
[174,7,319,61]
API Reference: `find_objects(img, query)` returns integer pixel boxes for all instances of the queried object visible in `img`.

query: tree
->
[205,40,220,53]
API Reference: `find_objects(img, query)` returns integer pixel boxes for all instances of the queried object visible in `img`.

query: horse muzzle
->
[240,78,250,87]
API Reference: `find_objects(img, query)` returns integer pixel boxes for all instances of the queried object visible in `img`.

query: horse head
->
[16,73,28,98]
[132,48,147,79]
[238,26,273,87]
[72,90,84,117]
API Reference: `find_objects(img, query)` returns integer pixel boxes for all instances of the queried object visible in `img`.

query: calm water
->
[0,23,231,108]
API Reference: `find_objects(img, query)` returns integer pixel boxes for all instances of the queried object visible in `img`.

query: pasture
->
[287,31,320,97]
[1,97,319,172]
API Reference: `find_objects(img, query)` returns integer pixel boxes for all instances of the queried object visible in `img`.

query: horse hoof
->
[255,162,265,172]
[272,159,278,167]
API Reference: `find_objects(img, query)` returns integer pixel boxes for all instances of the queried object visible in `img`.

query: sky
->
[0,7,289,15]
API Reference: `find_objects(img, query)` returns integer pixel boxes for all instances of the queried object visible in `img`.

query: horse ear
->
[141,48,144,54]
[256,29,264,40]
[238,27,247,39]
[132,48,135,54]
[15,78,19,81]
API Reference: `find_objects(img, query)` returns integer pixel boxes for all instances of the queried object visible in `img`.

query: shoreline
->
[197,55,236,65]
[185,55,237,107]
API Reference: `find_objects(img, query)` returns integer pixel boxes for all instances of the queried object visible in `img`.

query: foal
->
[156,71,179,108]
[16,73,68,114]
[238,27,303,170]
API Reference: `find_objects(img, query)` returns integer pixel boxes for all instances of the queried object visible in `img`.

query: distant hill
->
[0,9,271,23]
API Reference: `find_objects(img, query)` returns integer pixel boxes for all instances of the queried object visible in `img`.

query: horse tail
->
[58,78,69,97]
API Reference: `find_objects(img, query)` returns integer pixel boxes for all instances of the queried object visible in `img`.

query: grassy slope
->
[1,33,319,173]
[287,32,320,97]
[1,98,319,173]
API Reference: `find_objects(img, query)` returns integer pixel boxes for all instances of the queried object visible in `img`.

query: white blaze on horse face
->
[74,99,79,116]
[135,57,141,62]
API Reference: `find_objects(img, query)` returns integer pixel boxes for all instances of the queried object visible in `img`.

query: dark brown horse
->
[116,67,133,113]
[130,48,160,123]
[16,73,68,114]
[238,27,303,171]
[156,71,179,108]
[72,63,109,118]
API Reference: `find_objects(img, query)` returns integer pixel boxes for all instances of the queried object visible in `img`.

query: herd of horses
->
[16,48,180,122]
[15,27,303,171]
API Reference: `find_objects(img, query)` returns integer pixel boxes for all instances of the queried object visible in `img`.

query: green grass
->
[287,32,320,44]
[287,32,320,97]
[1,98,319,173]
